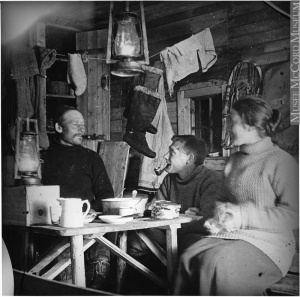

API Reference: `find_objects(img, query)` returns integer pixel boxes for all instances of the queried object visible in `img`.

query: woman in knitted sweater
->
[172,97,299,296]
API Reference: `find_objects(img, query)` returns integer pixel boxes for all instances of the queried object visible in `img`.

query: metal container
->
[102,197,148,216]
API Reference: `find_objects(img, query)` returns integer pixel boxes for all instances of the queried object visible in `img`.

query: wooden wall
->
[109,1,292,145]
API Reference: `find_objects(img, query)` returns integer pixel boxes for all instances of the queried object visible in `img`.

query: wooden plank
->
[147,9,227,44]
[70,235,85,286]
[95,236,168,289]
[204,157,227,171]
[76,29,108,51]
[229,3,287,27]
[179,80,227,92]
[111,107,124,121]
[29,21,46,47]
[81,139,99,152]
[110,120,123,133]
[29,238,70,275]
[148,24,227,57]
[40,238,95,280]
[13,269,116,296]
[228,26,290,49]
[98,141,130,197]
[135,230,167,266]
[184,85,223,98]
[32,215,196,237]
[177,91,191,135]
[268,274,299,295]
[166,226,178,284]
[117,231,127,294]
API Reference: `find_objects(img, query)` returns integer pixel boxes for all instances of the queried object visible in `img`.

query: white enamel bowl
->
[98,215,134,225]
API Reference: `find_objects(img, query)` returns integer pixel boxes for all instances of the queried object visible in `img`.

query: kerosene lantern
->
[106,1,149,77]
[15,118,42,185]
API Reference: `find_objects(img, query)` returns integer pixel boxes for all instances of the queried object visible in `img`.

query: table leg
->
[166,225,178,284]
[70,235,85,287]
[117,231,127,294]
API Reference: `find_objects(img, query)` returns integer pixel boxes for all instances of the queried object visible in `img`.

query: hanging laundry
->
[138,62,174,191]
[34,46,56,77]
[123,65,163,159]
[10,41,39,119]
[160,28,217,97]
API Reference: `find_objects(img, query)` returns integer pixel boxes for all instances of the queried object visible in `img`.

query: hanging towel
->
[67,53,87,96]
[160,28,217,97]
[138,62,174,191]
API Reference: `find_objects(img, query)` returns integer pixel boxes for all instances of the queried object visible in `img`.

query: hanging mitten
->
[67,53,87,96]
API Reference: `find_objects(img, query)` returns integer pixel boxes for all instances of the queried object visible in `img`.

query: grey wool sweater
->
[156,164,222,235]
[208,137,299,276]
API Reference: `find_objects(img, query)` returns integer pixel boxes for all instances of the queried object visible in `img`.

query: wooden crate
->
[2,186,60,226]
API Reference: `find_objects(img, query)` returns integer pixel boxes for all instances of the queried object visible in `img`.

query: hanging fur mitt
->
[67,53,87,96]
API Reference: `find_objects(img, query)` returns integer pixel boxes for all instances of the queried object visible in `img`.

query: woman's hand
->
[216,202,242,232]
[185,207,201,216]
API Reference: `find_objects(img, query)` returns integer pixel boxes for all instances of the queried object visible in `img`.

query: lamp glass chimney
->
[113,12,141,59]
[16,132,40,175]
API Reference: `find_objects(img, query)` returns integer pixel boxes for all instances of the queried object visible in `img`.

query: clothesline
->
[58,19,226,63]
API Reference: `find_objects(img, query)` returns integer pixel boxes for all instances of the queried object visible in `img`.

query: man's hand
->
[185,207,201,216]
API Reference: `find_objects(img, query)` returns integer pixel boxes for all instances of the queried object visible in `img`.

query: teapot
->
[57,198,90,228]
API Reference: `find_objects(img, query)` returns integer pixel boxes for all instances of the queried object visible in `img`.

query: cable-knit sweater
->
[208,137,299,276]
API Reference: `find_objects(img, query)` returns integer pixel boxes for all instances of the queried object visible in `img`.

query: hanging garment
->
[67,53,87,96]
[11,42,39,118]
[34,46,56,77]
[160,28,217,97]
[123,65,163,159]
[33,46,57,149]
[138,63,174,191]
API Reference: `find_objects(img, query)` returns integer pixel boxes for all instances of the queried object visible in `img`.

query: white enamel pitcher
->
[57,198,90,228]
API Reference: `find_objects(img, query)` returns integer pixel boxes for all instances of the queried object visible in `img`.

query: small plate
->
[98,215,134,224]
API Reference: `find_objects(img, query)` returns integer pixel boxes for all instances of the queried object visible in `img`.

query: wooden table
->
[28,215,196,293]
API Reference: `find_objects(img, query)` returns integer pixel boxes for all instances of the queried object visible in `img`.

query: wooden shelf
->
[46,94,76,99]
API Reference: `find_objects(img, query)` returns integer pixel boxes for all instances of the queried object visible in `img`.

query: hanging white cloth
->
[160,28,217,97]
[138,66,174,191]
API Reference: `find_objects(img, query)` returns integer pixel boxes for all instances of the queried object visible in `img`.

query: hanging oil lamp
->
[106,1,149,77]
[15,118,42,185]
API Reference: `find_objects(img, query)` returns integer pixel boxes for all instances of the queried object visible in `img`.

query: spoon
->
[116,188,126,198]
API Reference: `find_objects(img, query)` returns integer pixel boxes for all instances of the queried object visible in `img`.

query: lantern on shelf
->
[15,118,42,185]
[106,1,149,77]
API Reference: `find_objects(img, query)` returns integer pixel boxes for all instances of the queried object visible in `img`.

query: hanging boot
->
[123,66,163,135]
[123,86,163,158]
